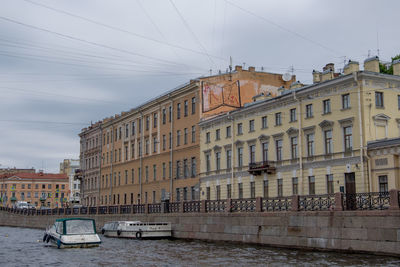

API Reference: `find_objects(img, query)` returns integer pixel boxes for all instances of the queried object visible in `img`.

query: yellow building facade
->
[199,58,400,200]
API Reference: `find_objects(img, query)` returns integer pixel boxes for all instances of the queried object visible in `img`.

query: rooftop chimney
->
[235,65,242,72]
[364,56,380,73]
[312,70,321,83]
[321,70,334,82]
[248,66,255,72]
[323,63,335,72]
[290,81,303,89]
[393,59,400,76]
[343,60,359,75]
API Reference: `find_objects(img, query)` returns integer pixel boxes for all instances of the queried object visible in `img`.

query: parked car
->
[39,206,51,211]
[14,201,35,210]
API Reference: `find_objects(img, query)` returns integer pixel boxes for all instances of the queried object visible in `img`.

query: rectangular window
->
[176,161,180,179]
[206,187,210,200]
[216,185,221,200]
[177,130,181,146]
[324,130,333,154]
[250,181,255,198]
[206,132,210,143]
[153,113,158,128]
[131,144,135,159]
[119,127,122,140]
[206,154,211,172]
[309,176,315,195]
[290,108,296,122]
[153,165,157,181]
[162,163,166,179]
[249,120,255,132]
[177,103,181,119]
[184,128,188,144]
[326,174,334,194]
[162,108,166,124]
[215,152,221,170]
[215,129,220,140]
[184,100,188,117]
[262,142,268,162]
[276,139,283,161]
[342,94,350,109]
[153,137,157,153]
[237,123,243,135]
[169,106,172,122]
[306,104,313,118]
[261,116,268,128]
[131,169,134,184]
[237,147,243,167]
[191,125,196,143]
[323,99,331,114]
[289,136,297,159]
[292,177,298,195]
[125,124,129,138]
[238,183,243,199]
[227,184,231,199]
[145,166,149,182]
[183,159,188,178]
[398,95,400,110]
[183,187,187,201]
[138,167,142,183]
[344,126,353,151]
[131,121,135,136]
[162,135,166,150]
[191,97,196,114]
[379,175,388,193]
[307,133,315,156]
[263,180,268,198]
[169,132,172,149]
[226,126,231,137]
[191,157,196,177]
[375,92,384,108]
[249,145,256,164]
[226,149,232,169]
[125,145,128,160]
[146,116,150,131]
[145,139,149,154]
[277,179,283,197]
[139,118,142,133]
[191,186,195,200]
[275,112,282,126]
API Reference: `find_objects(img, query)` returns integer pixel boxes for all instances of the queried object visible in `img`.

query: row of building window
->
[103,97,196,145]
[82,134,100,152]
[0,191,66,199]
[0,183,65,190]
[103,126,196,165]
[206,126,352,172]
[101,158,197,188]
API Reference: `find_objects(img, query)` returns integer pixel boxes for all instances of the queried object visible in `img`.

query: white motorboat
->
[101,221,171,239]
[43,218,101,248]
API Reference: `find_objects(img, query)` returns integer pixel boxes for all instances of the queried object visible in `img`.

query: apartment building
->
[0,172,69,208]
[78,121,102,206]
[87,66,293,205]
[199,57,400,200]
[59,159,80,203]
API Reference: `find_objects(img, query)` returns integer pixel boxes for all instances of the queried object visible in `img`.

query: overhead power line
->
[22,0,226,63]
[168,0,215,67]
[224,0,342,56]
[0,15,196,69]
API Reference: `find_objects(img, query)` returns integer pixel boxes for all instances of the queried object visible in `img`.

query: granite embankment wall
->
[0,210,399,256]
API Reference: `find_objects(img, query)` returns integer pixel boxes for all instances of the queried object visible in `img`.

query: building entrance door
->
[345,172,356,210]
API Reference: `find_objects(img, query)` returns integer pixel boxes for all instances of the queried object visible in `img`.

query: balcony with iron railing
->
[248,161,276,175]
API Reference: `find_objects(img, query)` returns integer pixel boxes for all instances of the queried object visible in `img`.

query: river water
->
[0,226,398,267]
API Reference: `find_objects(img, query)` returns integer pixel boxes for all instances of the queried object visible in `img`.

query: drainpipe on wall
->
[110,125,114,204]
[295,91,304,195]
[169,97,174,202]
[355,72,366,192]
[139,109,144,203]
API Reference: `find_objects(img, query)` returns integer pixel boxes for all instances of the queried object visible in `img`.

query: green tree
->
[379,54,400,74]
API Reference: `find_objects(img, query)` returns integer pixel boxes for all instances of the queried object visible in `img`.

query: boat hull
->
[103,230,171,239]
[45,233,101,249]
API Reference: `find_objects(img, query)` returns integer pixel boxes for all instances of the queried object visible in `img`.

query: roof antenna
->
[376,28,380,57]
[229,56,232,81]
[209,69,212,76]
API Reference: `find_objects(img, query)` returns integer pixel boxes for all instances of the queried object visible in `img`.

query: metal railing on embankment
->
[1,190,399,216]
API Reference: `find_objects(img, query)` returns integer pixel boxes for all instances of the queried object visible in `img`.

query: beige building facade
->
[84,66,293,205]
[199,58,400,200]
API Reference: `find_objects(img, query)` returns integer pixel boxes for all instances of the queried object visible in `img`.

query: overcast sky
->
[0,0,398,173]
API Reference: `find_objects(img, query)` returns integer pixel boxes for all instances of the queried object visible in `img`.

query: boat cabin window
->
[55,222,63,234]
[66,220,95,234]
